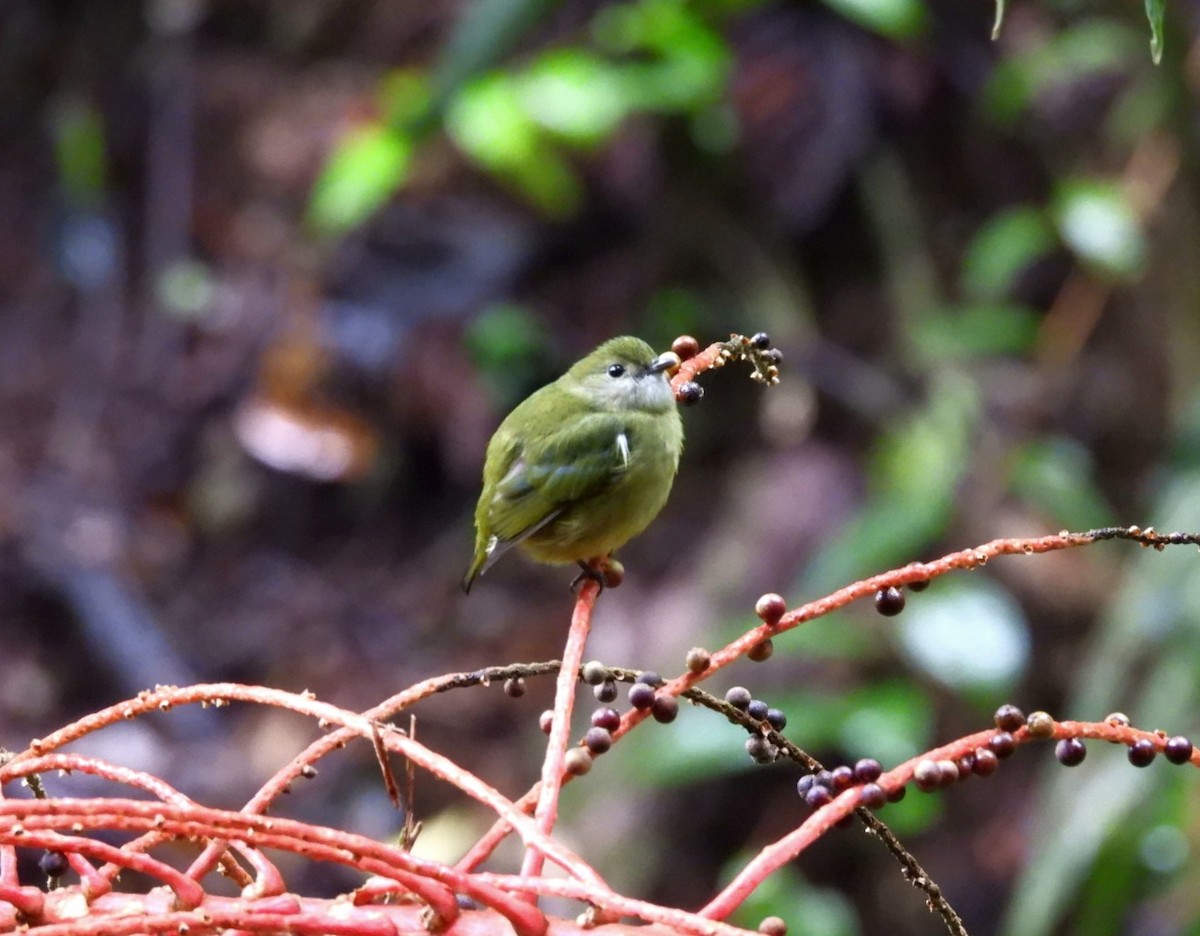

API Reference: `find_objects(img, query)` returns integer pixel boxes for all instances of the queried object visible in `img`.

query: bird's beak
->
[648,351,681,376]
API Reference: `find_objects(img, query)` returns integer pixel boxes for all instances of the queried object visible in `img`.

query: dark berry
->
[678,381,704,406]
[40,851,68,879]
[1055,737,1087,766]
[594,680,618,703]
[685,647,710,673]
[908,579,930,592]
[764,348,784,367]
[853,758,882,784]
[1026,711,1055,739]
[628,683,656,710]
[1165,736,1194,765]
[757,916,787,936]
[755,593,787,626]
[672,335,701,361]
[956,754,976,779]
[829,766,855,791]
[766,708,788,731]
[989,731,1016,758]
[725,687,752,710]
[796,774,817,797]
[887,785,908,803]
[859,783,887,809]
[814,770,835,789]
[564,748,593,776]
[936,760,959,787]
[748,638,774,662]
[591,707,621,732]
[584,727,613,755]
[581,661,610,686]
[636,671,664,687]
[746,699,770,721]
[993,704,1026,733]
[503,677,526,698]
[874,587,905,617]
[746,735,775,764]
[1128,738,1157,767]
[651,695,679,724]
[805,785,833,809]
[750,332,771,349]
[913,760,941,792]
[972,748,999,776]
[539,710,554,734]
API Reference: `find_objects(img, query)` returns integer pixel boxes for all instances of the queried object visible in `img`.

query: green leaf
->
[52,99,107,204]
[912,304,1040,360]
[1053,179,1145,280]
[1009,437,1116,530]
[1144,0,1165,64]
[307,124,412,236]
[961,206,1056,301]
[817,0,928,40]
[896,579,1030,695]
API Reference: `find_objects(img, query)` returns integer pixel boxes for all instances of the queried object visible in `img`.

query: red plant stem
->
[700,717,1200,920]
[0,684,604,892]
[519,579,599,889]
[0,798,552,936]
[611,530,1123,745]
[0,826,207,911]
[0,882,43,919]
[3,753,264,893]
[472,872,758,936]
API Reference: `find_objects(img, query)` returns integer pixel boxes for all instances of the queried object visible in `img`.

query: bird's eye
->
[607,364,626,378]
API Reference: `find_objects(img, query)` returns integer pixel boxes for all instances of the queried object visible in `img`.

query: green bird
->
[463,336,684,592]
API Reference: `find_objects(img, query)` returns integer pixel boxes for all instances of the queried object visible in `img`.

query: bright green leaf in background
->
[1053,179,1146,280]
[816,0,927,40]
[896,579,1030,697]
[1009,437,1116,531]
[307,124,412,236]
[961,206,1057,301]
[1144,0,1166,64]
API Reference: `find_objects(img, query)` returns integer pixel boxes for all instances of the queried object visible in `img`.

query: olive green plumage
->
[463,336,684,592]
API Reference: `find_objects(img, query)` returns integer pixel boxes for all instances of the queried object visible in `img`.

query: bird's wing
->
[486,412,631,545]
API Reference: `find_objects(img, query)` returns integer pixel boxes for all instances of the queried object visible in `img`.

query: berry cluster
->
[797,758,895,813]
[724,686,788,764]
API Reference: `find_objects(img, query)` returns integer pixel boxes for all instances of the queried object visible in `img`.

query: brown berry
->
[651,695,679,724]
[748,638,774,662]
[756,593,787,626]
[758,916,787,936]
[503,677,526,698]
[539,710,554,734]
[989,732,1016,758]
[994,704,1026,733]
[859,783,887,809]
[972,747,999,776]
[1165,736,1193,765]
[1055,737,1087,766]
[678,381,703,405]
[685,647,711,673]
[874,587,905,616]
[913,759,941,792]
[584,727,613,755]
[672,335,701,360]
[1128,738,1157,767]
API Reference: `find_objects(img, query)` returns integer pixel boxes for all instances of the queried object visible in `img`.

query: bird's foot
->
[570,557,625,593]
